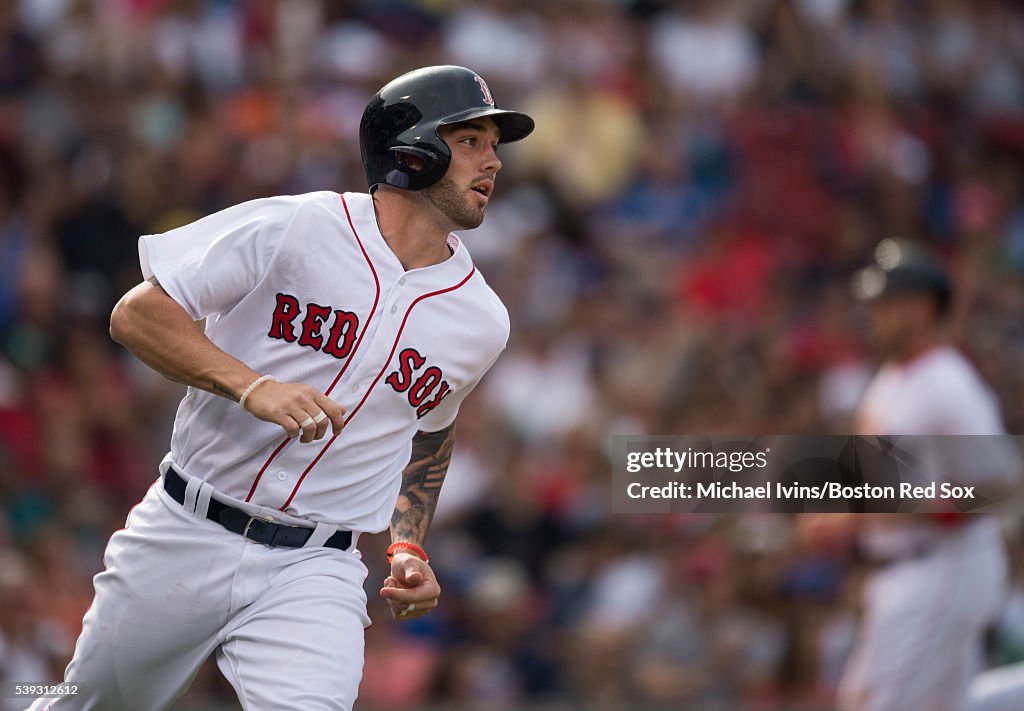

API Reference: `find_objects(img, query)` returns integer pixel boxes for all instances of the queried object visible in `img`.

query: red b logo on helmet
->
[475,76,494,106]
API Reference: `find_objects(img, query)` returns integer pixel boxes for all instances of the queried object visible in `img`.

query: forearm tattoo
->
[213,382,239,401]
[391,423,455,546]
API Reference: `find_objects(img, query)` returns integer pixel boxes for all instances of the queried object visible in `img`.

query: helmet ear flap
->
[389,145,441,175]
[380,140,451,190]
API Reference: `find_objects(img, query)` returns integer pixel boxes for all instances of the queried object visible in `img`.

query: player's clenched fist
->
[380,553,441,620]
[241,379,345,442]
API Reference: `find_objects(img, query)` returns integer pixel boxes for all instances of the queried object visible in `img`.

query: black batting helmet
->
[359,65,534,192]
[852,239,952,314]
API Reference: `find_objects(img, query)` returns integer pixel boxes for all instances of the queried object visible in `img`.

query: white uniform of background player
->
[27,66,534,710]
[833,240,1021,711]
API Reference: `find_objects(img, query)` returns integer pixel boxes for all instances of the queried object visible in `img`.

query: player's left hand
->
[379,552,440,620]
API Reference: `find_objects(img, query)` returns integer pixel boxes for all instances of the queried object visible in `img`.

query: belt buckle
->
[242,514,274,540]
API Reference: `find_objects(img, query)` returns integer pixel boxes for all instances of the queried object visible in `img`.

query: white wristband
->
[238,375,276,412]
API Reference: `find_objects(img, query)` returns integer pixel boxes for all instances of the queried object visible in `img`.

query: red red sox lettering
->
[267,294,450,418]
[267,293,358,359]
[385,348,451,418]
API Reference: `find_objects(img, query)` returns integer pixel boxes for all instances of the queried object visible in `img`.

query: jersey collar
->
[342,192,473,283]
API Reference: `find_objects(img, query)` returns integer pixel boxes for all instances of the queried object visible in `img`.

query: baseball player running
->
[805,239,1021,711]
[27,65,533,710]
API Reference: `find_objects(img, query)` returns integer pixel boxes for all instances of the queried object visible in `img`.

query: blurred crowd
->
[3,0,1024,708]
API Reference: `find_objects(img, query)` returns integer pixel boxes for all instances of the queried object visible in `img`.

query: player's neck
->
[372,191,454,271]
[894,334,942,365]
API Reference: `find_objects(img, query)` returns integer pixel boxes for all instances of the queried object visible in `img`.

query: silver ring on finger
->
[299,416,315,428]
[313,410,328,424]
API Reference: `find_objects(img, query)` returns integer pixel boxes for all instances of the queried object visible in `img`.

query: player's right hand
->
[242,381,346,443]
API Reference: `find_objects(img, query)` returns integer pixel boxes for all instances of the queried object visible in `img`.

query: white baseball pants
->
[838,519,1008,711]
[27,476,371,711]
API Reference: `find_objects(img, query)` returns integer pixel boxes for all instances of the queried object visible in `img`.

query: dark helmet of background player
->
[851,238,952,315]
[359,65,535,193]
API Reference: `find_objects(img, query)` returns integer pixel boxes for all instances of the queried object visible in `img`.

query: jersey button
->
[277,471,287,481]
[390,305,398,314]
[351,384,358,393]
[398,277,406,286]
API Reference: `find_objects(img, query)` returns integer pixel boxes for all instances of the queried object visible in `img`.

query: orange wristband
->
[387,541,428,563]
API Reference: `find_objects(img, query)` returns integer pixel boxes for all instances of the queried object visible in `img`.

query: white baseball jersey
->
[857,345,1005,436]
[138,190,509,533]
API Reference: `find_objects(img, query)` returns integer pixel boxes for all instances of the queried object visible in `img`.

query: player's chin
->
[459,217,485,231]
[456,203,486,230]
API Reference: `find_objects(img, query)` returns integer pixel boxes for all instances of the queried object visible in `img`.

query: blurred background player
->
[804,239,1022,711]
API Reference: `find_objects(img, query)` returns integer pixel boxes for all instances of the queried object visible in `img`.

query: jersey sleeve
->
[138,196,299,320]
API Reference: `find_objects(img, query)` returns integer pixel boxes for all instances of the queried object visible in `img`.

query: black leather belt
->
[164,466,352,551]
